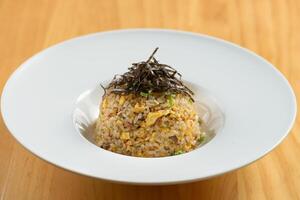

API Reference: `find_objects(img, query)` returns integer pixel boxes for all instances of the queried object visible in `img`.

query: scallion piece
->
[174,150,184,155]
[167,94,175,107]
[140,92,149,97]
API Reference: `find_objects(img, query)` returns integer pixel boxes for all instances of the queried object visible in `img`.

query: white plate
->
[1,29,297,184]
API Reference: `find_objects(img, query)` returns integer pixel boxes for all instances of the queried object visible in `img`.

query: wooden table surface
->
[0,0,299,199]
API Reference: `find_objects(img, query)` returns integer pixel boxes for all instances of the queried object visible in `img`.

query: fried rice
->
[95,92,206,157]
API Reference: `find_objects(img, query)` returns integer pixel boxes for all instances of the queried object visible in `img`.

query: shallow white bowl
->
[73,82,225,148]
[1,29,296,184]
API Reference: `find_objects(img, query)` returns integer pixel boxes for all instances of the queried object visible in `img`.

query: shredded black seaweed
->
[102,48,194,101]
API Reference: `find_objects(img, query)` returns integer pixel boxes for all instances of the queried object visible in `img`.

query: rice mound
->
[95,92,205,157]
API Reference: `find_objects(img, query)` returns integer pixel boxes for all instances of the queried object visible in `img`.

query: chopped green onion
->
[174,150,184,155]
[188,98,193,104]
[198,134,206,144]
[167,94,175,107]
[198,118,202,125]
[140,92,149,97]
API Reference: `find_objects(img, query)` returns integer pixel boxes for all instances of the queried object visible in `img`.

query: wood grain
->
[0,0,299,199]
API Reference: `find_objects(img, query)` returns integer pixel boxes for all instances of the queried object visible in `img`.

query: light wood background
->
[0,0,299,199]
